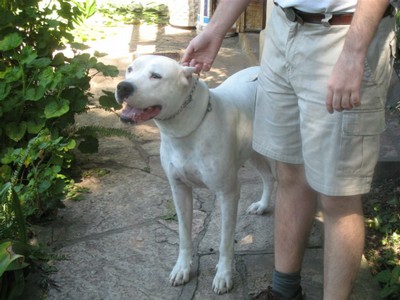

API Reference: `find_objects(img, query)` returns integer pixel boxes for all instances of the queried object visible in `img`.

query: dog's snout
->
[116,81,135,101]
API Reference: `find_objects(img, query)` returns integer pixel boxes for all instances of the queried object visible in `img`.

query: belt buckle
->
[321,13,333,27]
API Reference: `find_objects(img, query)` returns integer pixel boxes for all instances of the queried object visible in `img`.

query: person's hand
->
[326,50,364,113]
[181,29,224,73]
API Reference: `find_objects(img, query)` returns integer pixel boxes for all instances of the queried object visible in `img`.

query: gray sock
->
[272,269,301,299]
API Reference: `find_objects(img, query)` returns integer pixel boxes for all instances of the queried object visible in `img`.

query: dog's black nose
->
[116,81,135,100]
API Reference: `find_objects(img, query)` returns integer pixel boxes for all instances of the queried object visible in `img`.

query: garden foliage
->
[0,0,119,296]
[98,1,169,25]
[365,178,400,299]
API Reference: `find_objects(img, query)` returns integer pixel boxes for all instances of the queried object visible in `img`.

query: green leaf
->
[0,149,17,165]
[390,266,400,285]
[52,52,66,66]
[78,135,99,153]
[86,0,97,17]
[59,1,73,19]
[375,270,392,283]
[3,67,23,82]
[39,66,54,87]
[0,61,6,72]
[0,182,11,198]
[61,88,87,112]
[26,118,46,134]
[95,62,119,77]
[5,260,29,272]
[0,242,27,277]
[44,99,70,118]
[38,180,51,193]
[49,72,62,90]
[94,51,108,58]
[0,9,15,26]
[70,42,90,51]
[30,57,52,68]
[0,81,11,101]
[74,53,91,64]
[99,90,122,110]
[60,139,77,151]
[379,285,399,298]
[5,122,27,142]
[0,33,23,51]
[25,85,46,101]
[47,19,61,28]
[19,46,38,65]
[0,165,12,182]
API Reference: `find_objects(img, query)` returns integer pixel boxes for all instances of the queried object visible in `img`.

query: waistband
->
[279,5,393,27]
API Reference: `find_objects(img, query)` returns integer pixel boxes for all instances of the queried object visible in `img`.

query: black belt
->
[280,5,393,27]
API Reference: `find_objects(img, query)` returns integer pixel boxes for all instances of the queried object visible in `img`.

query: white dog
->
[115,55,274,294]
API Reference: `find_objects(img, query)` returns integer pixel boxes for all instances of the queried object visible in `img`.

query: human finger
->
[187,59,203,73]
[202,63,211,72]
[332,93,344,112]
[326,88,334,114]
[340,93,353,110]
[181,44,195,65]
[350,93,361,108]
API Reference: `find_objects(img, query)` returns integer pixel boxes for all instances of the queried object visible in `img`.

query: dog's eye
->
[127,67,133,73]
[150,72,162,79]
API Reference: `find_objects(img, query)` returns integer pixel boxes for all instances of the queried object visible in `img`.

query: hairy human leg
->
[320,194,364,300]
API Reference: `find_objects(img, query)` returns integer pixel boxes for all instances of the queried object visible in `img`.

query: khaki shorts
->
[253,6,396,196]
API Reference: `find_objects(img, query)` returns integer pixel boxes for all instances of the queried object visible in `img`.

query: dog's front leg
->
[168,179,193,287]
[212,186,240,294]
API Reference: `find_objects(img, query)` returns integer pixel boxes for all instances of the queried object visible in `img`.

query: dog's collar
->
[155,77,207,121]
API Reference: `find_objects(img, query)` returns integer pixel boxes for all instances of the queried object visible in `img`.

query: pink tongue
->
[121,105,143,119]
[121,104,161,123]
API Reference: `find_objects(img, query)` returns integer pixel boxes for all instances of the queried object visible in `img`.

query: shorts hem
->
[306,172,372,196]
[253,141,304,165]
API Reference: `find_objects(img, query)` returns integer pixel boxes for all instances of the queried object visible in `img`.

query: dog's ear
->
[179,66,197,86]
[181,66,197,79]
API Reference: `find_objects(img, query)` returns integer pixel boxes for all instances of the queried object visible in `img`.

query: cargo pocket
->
[363,18,396,88]
[336,109,386,177]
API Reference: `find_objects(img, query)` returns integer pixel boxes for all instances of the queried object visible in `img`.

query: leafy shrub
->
[98,1,169,25]
[71,0,97,25]
[364,178,400,299]
[0,241,29,299]
[0,0,118,239]
[0,0,121,296]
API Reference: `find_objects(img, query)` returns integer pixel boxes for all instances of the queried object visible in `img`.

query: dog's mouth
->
[120,104,161,124]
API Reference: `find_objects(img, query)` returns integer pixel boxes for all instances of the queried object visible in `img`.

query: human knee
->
[276,162,307,188]
[320,194,363,218]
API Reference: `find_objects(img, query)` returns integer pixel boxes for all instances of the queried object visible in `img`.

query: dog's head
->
[115,55,197,124]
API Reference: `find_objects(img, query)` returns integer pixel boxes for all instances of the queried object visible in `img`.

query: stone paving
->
[34,24,396,299]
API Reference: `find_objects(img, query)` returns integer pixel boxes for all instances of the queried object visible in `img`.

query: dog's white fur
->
[115,55,274,294]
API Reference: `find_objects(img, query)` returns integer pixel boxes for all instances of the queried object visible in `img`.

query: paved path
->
[39,24,387,300]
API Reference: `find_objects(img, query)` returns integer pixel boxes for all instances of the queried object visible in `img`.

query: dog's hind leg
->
[168,180,193,287]
[212,185,240,294]
[246,152,275,215]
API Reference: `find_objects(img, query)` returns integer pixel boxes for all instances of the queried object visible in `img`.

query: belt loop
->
[321,13,333,27]
[282,7,304,25]
[282,7,297,22]
[295,10,304,25]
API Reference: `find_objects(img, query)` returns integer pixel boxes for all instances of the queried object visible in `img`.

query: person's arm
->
[182,0,251,72]
[325,0,390,113]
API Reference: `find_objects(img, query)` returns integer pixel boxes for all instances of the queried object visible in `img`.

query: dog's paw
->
[246,201,269,215]
[169,264,190,286]
[212,270,233,294]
